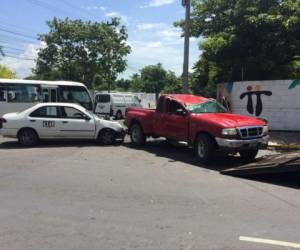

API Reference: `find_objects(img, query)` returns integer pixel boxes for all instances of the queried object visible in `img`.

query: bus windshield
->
[59,86,93,111]
[187,100,228,114]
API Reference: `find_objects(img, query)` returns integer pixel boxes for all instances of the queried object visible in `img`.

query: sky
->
[0,0,201,79]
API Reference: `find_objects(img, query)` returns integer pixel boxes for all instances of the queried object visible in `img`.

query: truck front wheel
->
[195,134,216,164]
[239,149,258,162]
[130,123,145,146]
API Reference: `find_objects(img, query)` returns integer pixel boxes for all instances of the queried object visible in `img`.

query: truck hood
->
[191,113,265,128]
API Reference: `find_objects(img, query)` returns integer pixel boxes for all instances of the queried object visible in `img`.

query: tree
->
[177,0,300,95]
[33,17,131,89]
[129,73,144,92]
[162,71,182,94]
[0,46,4,57]
[141,63,167,99]
[0,65,16,79]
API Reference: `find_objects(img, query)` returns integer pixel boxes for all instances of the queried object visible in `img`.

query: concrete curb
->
[267,142,300,150]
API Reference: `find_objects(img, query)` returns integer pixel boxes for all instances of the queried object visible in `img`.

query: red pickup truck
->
[125,94,269,163]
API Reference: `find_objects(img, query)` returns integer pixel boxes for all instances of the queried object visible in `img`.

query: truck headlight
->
[222,128,237,136]
[262,125,269,136]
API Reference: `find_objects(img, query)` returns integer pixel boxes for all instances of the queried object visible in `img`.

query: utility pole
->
[182,0,190,94]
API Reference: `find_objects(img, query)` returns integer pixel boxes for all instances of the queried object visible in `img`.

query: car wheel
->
[18,128,39,147]
[195,134,216,164]
[98,129,115,145]
[130,123,145,146]
[239,149,258,162]
[115,110,123,120]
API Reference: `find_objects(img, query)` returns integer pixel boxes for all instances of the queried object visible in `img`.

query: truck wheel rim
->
[197,140,205,158]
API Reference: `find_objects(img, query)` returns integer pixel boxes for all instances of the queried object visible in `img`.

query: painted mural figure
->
[240,85,272,116]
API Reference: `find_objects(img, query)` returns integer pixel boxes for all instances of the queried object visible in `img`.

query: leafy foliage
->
[33,17,131,89]
[177,0,300,95]
[0,64,17,79]
[118,63,182,95]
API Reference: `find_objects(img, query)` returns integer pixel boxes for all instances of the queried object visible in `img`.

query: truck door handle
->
[62,121,68,124]
[29,120,36,122]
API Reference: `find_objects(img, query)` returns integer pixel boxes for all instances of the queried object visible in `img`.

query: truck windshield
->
[187,100,228,114]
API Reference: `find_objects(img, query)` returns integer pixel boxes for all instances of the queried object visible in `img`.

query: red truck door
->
[152,96,165,136]
[163,98,189,141]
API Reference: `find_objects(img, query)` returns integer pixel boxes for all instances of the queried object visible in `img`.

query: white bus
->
[0,79,94,117]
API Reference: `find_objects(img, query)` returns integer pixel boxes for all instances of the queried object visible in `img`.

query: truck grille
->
[238,126,263,139]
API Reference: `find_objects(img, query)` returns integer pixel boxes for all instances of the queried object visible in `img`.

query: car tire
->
[18,128,39,147]
[130,123,145,146]
[239,149,258,162]
[98,129,116,145]
[115,110,123,120]
[195,134,216,164]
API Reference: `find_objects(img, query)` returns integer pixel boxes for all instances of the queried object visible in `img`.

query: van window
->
[7,84,40,103]
[96,94,110,103]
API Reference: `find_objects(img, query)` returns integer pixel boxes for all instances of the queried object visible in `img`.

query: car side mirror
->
[175,109,187,116]
[84,115,91,121]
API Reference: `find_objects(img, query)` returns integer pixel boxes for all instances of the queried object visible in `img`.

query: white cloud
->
[105,12,128,24]
[136,23,166,31]
[141,0,175,8]
[0,42,44,78]
[86,5,106,11]
[157,27,182,40]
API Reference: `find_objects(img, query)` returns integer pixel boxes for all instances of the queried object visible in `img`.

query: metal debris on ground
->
[221,151,300,176]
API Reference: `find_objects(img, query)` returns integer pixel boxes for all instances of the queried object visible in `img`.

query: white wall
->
[217,80,300,131]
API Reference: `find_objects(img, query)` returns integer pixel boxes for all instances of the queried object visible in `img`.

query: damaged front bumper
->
[216,136,269,150]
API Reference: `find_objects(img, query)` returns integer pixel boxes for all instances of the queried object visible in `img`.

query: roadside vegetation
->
[2,0,299,98]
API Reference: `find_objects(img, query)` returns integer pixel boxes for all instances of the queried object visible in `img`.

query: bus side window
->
[0,86,7,102]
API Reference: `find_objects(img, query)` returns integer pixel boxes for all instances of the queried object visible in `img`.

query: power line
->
[58,0,101,20]
[1,54,36,61]
[26,0,74,17]
[1,45,26,52]
[0,27,37,40]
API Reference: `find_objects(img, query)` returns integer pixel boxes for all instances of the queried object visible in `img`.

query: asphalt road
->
[0,136,299,250]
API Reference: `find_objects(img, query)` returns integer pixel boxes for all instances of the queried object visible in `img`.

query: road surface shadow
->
[0,139,123,149]
[124,139,300,190]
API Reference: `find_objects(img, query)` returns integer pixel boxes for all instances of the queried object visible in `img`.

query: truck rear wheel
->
[239,149,258,162]
[130,123,145,146]
[195,134,216,164]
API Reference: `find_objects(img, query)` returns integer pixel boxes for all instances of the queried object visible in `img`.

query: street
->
[0,136,299,250]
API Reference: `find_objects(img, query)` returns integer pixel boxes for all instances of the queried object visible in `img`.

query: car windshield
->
[187,100,228,114]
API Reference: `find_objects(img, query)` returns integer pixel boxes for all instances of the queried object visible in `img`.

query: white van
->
[94,92,142,119]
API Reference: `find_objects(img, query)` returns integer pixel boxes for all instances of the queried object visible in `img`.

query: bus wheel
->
[115,110,123,120]
[18,128,39,147]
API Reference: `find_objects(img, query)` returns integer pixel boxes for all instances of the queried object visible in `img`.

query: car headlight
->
[262,125,269,136]
[222,128,238,136]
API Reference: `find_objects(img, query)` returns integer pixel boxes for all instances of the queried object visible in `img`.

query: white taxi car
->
[0,103,125,146]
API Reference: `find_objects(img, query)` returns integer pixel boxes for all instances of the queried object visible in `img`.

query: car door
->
[59,106,95,139]
[163,99,189,141]
[28,106,61,138]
